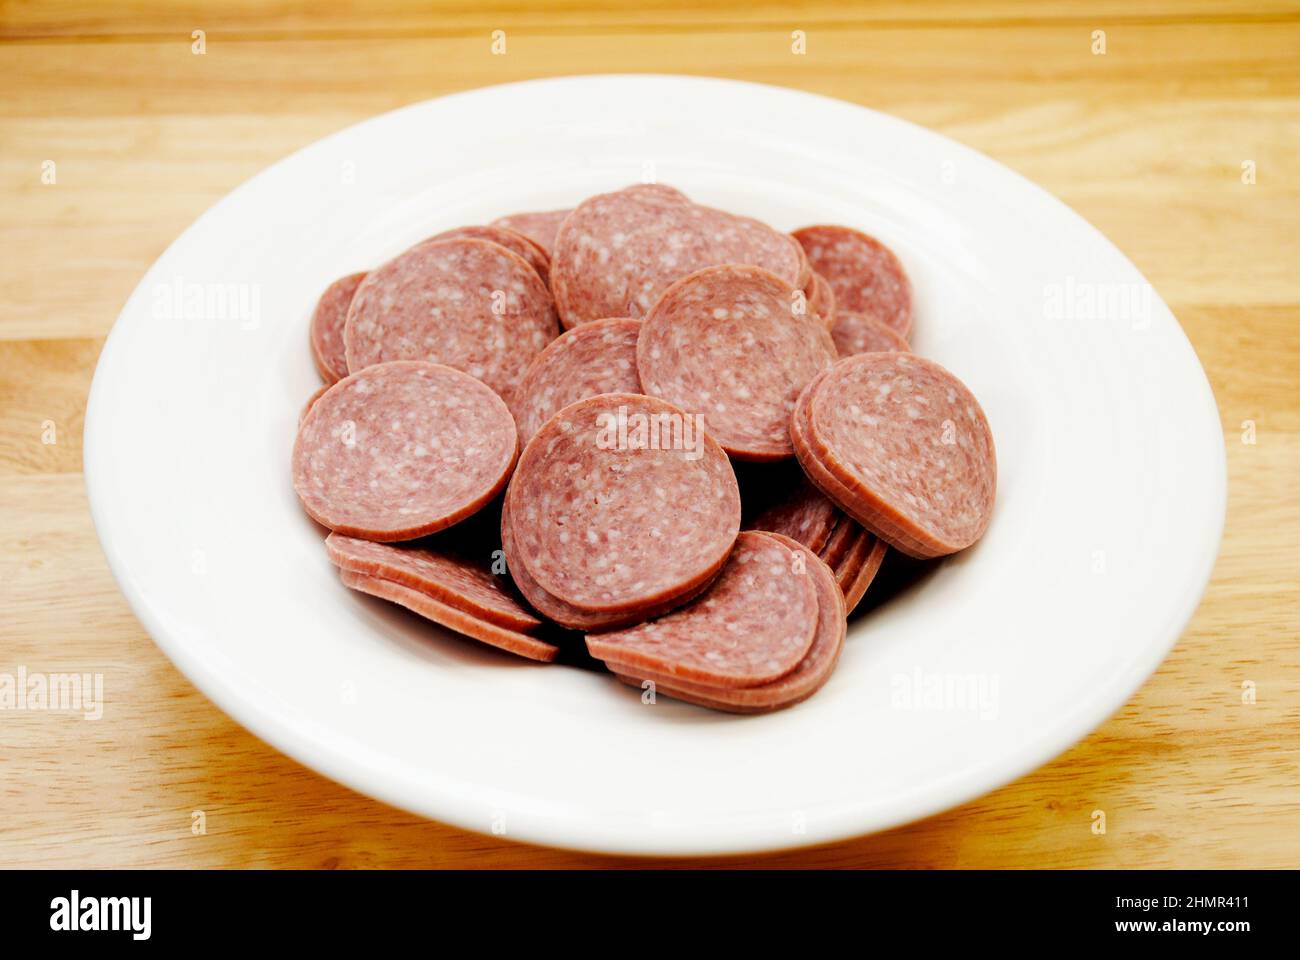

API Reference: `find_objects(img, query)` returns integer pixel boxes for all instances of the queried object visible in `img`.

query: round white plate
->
[85,75,1225,856]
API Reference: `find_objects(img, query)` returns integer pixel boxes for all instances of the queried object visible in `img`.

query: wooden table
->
[3,1,1297,868]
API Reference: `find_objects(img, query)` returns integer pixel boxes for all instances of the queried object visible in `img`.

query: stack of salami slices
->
[292,183,997,713]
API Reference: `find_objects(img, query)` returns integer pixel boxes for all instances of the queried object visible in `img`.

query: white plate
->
[85,75,1225,856]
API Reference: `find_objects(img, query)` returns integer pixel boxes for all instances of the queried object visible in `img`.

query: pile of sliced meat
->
[293,184,997,713]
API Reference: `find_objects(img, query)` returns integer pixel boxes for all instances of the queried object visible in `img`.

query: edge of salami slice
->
[832,524,874,592]
[425,224,551,286]
[830,309,910,358]
[606,531,845,712]
[585,531,819,688]
[309,271,367,384]
[817,513,854,569]
[804,270,836,330]
[489,209,572,257]
[326,532,541,632]
[751,478,839,555]
[340,569,557,662]
[792,224,913,339]
[844,537,889,614]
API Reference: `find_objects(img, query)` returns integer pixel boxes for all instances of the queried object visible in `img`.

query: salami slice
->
[805,354,996,558]
[587,531,820,687]
[500,494,713,631]
[326,532,541,632]
[292,361,518,541]
[831,310,910,357]
[489,209,572,257]
[343,238,559,402]
[833,524,874,592]
[512,317,642,444]
[792,225,913,338]
[426,225,550,286]
[340,569,557,662]
[804,270,836,330]
[550,184,806,328]
[310,271,366,383]
[507,392,740,613]
[844,537,888,614]
[607,532,845,712]
[751,478,839,555]
[636,264,837,460]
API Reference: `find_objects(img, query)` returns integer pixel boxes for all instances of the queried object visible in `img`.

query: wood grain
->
[2,1,1297,868]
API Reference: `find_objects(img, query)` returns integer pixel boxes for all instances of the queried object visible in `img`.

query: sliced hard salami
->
[792,225,913,338]
[608,531,845,712]
[833,524,874,592]
[490,208,572,256]
[512,317,642,444]
[751,478,839,555]
[804,270,836,330]
[326,532,541,632]
[343,238,558,401]
[425,224,550,286]
[310,271,366,383]
[804,354,996,558]
[293,361,518,541]
[831,310,910,357]
[507,392,740,613]
[550,185,806,328]
[500,495,713,631]
[636,264,837,460]
[340,569,557,662]
[586,531,819,688]
[844,537,889,614]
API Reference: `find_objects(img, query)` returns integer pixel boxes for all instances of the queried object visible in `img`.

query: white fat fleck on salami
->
[751,478,839,554]
[513,317,643,443]
[550,185,804,328]
[426,225,550,286]
[343,238,558,402]
[490,209,573,257]
[587,531,819,688]
[793,225,913,338]
[606,531,846,711]
[310,272,366,383]
[809,354,996,556]
[292,361,518,541]
[636,264,837,460]
[831,309,910,358]
[507,392,740,613]
[326,532,540,631]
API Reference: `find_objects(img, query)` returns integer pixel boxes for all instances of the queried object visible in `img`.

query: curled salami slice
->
[831,310,910,357]
[636,264,837,460]
[551,184,805,327]
[426,224,550,286]
[310,271,366,383]
[508,392,740,613]
[340,569,557,662]
[292,361,518,541]
[586,531,819,688]
[804,270,836,329]
[500,495,712,631]
[751,478,839,555]
[806,354,996,558]
[608,531,845,712]
[490,209,572,256]
[844,537,888,614]
[326,532,541,632]
[343,238,558,401]
[792,225,913,338]
[512,317,642,444]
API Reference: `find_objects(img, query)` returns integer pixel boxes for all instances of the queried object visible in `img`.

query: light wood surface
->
[2,1,1297,868]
